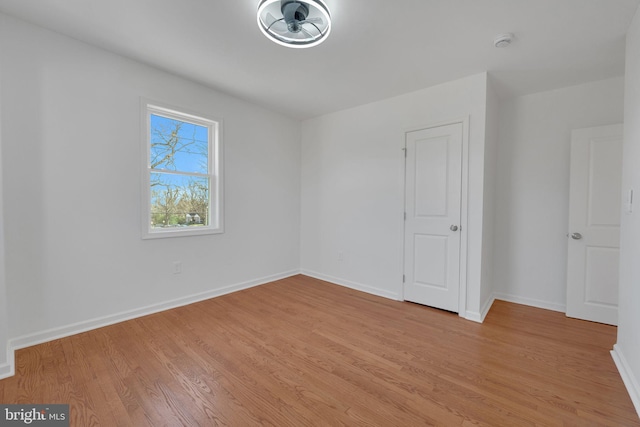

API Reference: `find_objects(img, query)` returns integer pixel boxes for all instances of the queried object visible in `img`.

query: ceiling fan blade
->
[270,21,287,33]
[301,17,323,25]
[300,27,316,38]
[266,13,278,25]
[265,14,287,33]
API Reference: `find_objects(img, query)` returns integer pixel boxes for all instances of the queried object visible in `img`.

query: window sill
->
[142,226,224,239]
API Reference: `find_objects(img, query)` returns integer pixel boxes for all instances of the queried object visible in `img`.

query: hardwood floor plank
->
[1,274,638,426]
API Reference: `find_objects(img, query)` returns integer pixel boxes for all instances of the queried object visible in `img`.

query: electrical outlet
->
[173,261,182,274]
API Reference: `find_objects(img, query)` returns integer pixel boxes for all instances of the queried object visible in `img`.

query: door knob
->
[570,232,582,240]
[450,225,459,232]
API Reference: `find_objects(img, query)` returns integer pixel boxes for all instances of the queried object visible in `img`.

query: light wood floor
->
[0,275,638,426]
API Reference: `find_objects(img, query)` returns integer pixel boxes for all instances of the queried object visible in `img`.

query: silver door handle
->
[569,232,582,240]
[450,225,459,232]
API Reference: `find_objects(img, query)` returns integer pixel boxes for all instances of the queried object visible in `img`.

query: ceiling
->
[0,0,638,120]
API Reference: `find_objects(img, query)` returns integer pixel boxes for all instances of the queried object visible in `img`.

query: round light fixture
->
[257,0,332,48]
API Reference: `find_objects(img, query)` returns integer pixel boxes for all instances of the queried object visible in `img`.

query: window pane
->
[150,172,210,228]
[150,114,209,174]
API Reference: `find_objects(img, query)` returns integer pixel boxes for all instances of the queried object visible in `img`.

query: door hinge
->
[403,148,407,158]
[402,274,405,283]
[404,212,407,221]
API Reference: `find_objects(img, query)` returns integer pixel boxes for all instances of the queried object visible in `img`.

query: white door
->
[404,123,462,312]
[566,124,623,325]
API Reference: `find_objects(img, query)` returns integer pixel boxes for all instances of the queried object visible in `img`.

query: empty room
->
[0,0,639,425]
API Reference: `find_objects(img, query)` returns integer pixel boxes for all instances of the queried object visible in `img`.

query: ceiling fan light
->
[257,0,332,48]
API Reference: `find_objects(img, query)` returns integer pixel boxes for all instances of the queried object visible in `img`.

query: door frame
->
[400,117,470,318]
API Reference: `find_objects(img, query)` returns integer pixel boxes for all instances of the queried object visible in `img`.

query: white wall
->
[300,73,490,319]
[494,77,625,311]
[479,77,500,317]
[0,14,301,352]
[613,5,640,415]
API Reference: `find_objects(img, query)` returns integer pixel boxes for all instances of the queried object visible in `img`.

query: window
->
[141,101,223,238]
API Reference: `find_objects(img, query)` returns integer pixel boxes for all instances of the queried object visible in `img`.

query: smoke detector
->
[494,33,514,48]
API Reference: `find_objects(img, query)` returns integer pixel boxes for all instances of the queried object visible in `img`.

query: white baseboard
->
[301,270,402,301]
[0,339,15,380]
[493,292,565,313]
[466,295,496,323]
[1,270,299,379]
[0,362,12,379]
[611,344,640,417]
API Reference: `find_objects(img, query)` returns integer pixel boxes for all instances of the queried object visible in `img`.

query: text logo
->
[0,405,69,426]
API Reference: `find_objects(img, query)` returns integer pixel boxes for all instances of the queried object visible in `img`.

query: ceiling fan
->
[257,0,332,48]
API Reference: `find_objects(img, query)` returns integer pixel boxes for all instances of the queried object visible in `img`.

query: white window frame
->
[141,99,223,239]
